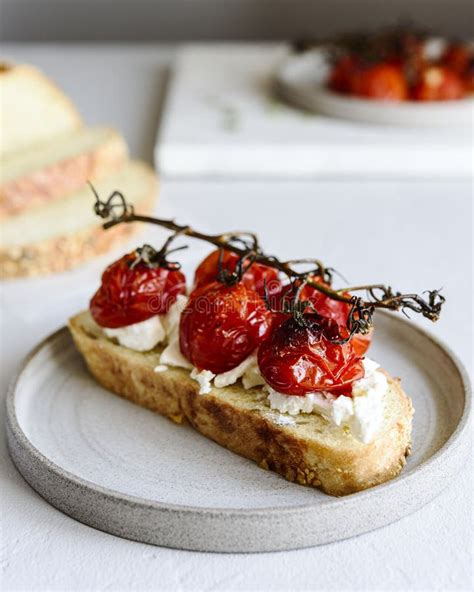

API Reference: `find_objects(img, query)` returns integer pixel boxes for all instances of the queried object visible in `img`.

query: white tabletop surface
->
[1,44,472,592]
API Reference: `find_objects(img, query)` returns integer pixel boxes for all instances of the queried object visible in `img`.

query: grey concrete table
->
[1,44,472,592]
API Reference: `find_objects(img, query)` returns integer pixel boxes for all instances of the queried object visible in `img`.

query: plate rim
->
[5,310,472,518]
[276,49,474,121]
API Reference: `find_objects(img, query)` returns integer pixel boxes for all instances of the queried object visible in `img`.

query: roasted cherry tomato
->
[194,249,283,298]
[328,55,360,94]
[394,32,425,76]
[180,281,273,374]
[348,330,372,358]
[258,313,364,396]
[464,66,474,93]
[441,44,474,92]
[351,63,409,101]
[412,66,465,100]
[441,44,472,76]
[90,251,186,328]
[274,278,372,356]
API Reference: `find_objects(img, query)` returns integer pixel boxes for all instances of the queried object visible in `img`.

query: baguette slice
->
[0,161,157,278]
[69,310,413,497]
[0,127,128,218]
[0,63,82,157]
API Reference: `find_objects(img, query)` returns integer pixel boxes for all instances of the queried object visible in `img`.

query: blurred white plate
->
[276,50,474,126]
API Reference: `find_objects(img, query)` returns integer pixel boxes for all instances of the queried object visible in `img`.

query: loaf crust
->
[0,130,128,218]
[0,193,155,278]
[69,311,413,497]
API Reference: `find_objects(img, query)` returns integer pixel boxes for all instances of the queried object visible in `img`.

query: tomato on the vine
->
[194,249,283,299]
[274,278,372,356]
[180,281,273,374]
[90,251,186,328]
[258,314,364,396]
[441,44,474,92]
[441,44,472,77]
[328,55,360,93]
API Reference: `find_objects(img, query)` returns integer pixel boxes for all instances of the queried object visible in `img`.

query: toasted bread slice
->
[0,161,157,278]
[0,127,128,218]
[68,310,413,497]
[0,63,82,157]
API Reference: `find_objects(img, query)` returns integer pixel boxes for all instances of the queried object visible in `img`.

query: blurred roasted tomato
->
[351,63,409,101]
[412,66,465,100]
[328,55,360,94]
[441,44,472,76]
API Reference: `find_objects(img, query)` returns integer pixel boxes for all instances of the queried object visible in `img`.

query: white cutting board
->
[156,44,472,178]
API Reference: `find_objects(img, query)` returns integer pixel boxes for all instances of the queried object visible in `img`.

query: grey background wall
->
[1,0,473,42]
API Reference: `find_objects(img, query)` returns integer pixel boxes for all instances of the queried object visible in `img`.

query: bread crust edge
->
[0,129,128,218]
[0,187,156,278]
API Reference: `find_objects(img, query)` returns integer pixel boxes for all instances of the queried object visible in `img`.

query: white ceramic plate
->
[276,50,474,126]
[6,312,471,552]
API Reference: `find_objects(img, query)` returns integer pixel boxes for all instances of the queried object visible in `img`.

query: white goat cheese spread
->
[158,295,193,370]
[265,412,297,426]
[213,354,266,389]
[267,358,387,443]
[159,336,193,370]
[190,368,216,395]
[161,294,188,337]
[102,294,189,355]
[190,353,266,395]
[103,315,166,352]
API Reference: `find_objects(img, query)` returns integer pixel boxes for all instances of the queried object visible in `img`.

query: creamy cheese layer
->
[266,358,387,443]
[101,293,188,354]
[103,315,166,352]
[159,295,193,370]
[214,354,266,390]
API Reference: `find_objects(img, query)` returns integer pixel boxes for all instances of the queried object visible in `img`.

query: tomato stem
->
[91,186,445,335]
